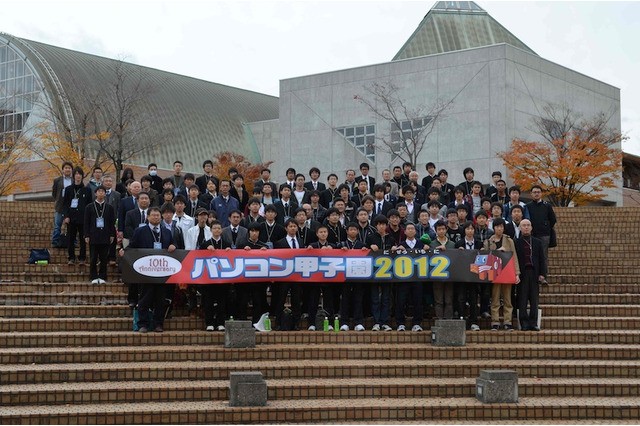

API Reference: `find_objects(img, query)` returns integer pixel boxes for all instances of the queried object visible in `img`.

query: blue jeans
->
[52,212,64,245]
[370,282,391,326]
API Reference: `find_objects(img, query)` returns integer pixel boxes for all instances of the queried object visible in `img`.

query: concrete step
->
[0,281,127,294]
[548,266,640,275]
[3,359,640,385]
[541,284,640,294]
[2,378,639,406]
[549,275,640,285]
[2,343,639,365]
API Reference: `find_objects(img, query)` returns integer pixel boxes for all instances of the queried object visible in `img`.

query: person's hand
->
[244,246,251,251]
[206,246,215,251]
[64,218,70,224]
[167,244,176,253]
[538,275,545,282]
[110,237,114,244]
[437,245,446,251]
[342,246,349,251]
[119,248,124,256]
[515,275,521,285]
[370,245,379,251]
[84,237,89,244]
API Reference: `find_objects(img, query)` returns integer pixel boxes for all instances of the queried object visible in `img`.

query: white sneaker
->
[381,324,392,331]
[328,325,333,331]
[206,325,214,332]
[354,324,365,331]
[91,279,99,284]
[98,279,106,284]
[371,323,381,331]
[308,325,316,331]
[470,324,480,331]
[411,325,423,332]
[340,324,350,331]
[217,325,225,331]
[397,325,406,331]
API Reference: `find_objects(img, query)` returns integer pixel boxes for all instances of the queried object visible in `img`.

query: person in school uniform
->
[241,222,270,323]
[274,185,299,226]
[184,184,208,218]
[102,175,121,265]
[395,222,426,332]
[429,220,456,319]
[123,191,152,307]
[320,174,339,209]
[200,220,232,331]
[305,225,337,330]
[222,210,248,249]
[455,221,483,331]
[63,167,93,265]
[366,215,397,332]
[336,223,368,331]
[258,204,287,248]
[84,185,116,284]
[303,167,326,192]
[195,160,219,194]
[273,219,304,330]
[354,162,375,192]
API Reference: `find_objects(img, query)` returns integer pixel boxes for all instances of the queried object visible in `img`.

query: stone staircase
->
[0,202,639,423]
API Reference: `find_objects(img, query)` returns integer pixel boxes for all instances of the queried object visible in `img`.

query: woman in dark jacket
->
[63,167,93,264]
[116,168,134,197]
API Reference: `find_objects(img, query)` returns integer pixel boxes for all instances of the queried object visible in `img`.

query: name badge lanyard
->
[152,228,162,250]
[329,224,340,242]
[94,202,105,228]
[298,226,307,246]
[265,224,275,243]
[71,188,80,208]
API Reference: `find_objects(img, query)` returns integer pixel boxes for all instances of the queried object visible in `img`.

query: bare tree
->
[355,80,452,168]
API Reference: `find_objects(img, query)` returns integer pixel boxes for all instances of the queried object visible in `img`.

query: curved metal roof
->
[393,1,537,60]
[5,34,278,171]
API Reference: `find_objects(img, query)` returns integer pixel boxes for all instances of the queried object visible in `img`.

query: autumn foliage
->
[498,104,624,206]
[0,134,30,196]
[211,151,273,194]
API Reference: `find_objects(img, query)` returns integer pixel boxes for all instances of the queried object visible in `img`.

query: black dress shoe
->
[154,326,164,333]
[138,327,148,333]
[531,326,540,332]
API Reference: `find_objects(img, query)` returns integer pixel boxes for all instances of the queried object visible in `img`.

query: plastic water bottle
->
[264,316,271,331]
[334,316,340,332]
[323,317,329,332]
[229,316,234,321]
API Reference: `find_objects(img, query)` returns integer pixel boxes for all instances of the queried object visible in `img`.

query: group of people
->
[51,159,555,334]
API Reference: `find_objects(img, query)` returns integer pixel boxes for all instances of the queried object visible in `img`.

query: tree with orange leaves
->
[211,151,273,194]
[498,103,624,207]
[0,133,30,196]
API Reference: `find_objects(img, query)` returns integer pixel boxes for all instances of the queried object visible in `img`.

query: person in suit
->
[254,168,274,192]
[160,203,185,249]
[305,225,336,330]
[195,160,219,194]
[395,222,426,332]
[421,162,437,190]
[230,174,249,213]
[351,180,369,208]
[324,208,347,245]
[169,160,185,192]
[279,167,297,196]
[200,220,232,331]
[344,169,357,196]
[123,191,151,307]
[102,175,121,265]
[242,197,265,228]
[147,163,164,194]
[303,167,326,192]
[372,184,393,217]
[274,185,298,226]
[273,219,304,330]
[51,161,74,247]
[354,162,375,192]
[381,169,399,198]
[399,185,420,224]
[526,184,556,285]
[210,180,240,228]
[117,181,142,248]
[185,184,208,218]
[259,205,287,248]
[515,219,547,331]
[336,222,368,331]
[320,173,339,208]
[121,207,176,333]
[455,221,483,331]
[366,215,397,331]
[437,170,456,205]
[63,167,93,265]
[199,179,218,207]
[84,185,116,284]
[294,207,318,247]
[241,222,270,322]
[222,210,248,249]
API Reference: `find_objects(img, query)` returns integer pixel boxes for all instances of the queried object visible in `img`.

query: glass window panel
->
[0,46,6,62]
[16,60,23,76]
[7,49,15,62]
[402,121,412,130]
[355,126,364,136]
[366,135,375,145]
[366,125,374,134]
[345,128,354,137]
[0,63,5,81]
[336,128,344,135]
[355,136,364,147]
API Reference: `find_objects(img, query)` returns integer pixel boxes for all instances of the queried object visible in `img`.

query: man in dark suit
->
[195,160,219,194]
[51,161,73,247]
[259,205,287,248]
[354,162,375,192]
[372,185,393,217]
[118,181,142,248]
[336,222,368,331]
[274,185,298,226]
[515,219,547,331]
[123,191,151,307]
[455,221,483,330]
[303,167,326,192]
[120,207,176,333]
[273,219,303,330]
[185,184,209,218]
[222,210,248,249]
[84,186,116,284]
[102,175,121,264]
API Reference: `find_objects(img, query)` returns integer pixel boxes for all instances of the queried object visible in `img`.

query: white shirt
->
[405,238,416,249]
[286,235,299,249]
[173,213,195,235]
[184,225,213,250]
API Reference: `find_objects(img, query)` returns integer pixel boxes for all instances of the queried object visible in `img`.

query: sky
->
[2,0,639,154]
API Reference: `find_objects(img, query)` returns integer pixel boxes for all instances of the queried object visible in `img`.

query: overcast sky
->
[3,0,638,154]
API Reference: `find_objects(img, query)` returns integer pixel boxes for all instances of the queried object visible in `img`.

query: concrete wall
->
[261,43,621,204]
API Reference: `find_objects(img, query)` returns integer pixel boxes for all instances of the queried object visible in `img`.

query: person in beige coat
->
[483,218,520,331]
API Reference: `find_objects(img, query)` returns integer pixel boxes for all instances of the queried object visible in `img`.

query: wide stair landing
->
[0,202,639,423]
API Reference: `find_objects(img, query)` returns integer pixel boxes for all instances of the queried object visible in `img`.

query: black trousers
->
[274,282,301,329]
[234,283,267,320]
[395,281,423,327]
[89,244,109,280]
[308,283,335,325]
[202,284,229,327]
[340,282,365,327]
[518,267,539,329]
[457,282,480,327]
[67,222,86,261]
[138,283,167,329]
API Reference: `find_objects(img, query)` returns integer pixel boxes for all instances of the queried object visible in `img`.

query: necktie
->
[197,226,205,248]
[291,238,297,249]
[141,210,146,223]
[153,227,159,240]
[232,228,238,244]
[377,203,382,215]
[313,182,317,190]
[290,182,294,189]
[467,242,473,250]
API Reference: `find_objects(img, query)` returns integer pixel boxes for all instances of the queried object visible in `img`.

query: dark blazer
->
[150,175,163,194]
[118,196,138,232]
[515,235,547,279]
[62,183,93,224]
[161,220,185,250]
[124,208,148,239]
[526,200,557,238]
[241,214,265,229]
[336,239,367,250]
[200,237,231,250]
[355,175,375,190]
[274,199,299,226]
[259,222,287,245]
[303,181,326,192]
[454,238,483,250]
[222,225,249,248]
[105,190,121,220]
[274,235,303,249]
[319,187,339,209]
[128,224,175,250]
[399,239,426,251]
[372,200,394,217]
[309,241,335,249]
[297,224,318,247]
[230,186,249,213]
[195,174,220,195]
[83,201,116,245]
[185,199,209,218]
[365,233,396,250]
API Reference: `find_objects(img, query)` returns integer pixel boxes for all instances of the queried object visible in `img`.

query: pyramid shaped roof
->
[393,1,537,60]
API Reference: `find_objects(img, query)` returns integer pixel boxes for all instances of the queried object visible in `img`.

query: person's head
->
[140,175,152,189]
[162,188,174,203]
[162,178,174,189]
[428,186,441,201]
[260,168,271,181]
[207,210,217,226]
[426,162,436,175]
[438,169,448,183]
[402,162,412,175]
[338,184,350,199]
[409,171,419,183]
[401,185,414,201]
[294,173,305,188]
[463,220,475,238]
[233,174,244,187]
[373,214,388,234]
[228,209,242,227]
[219,180,231,196]
[492,171,502,185]
[509,186,521,203]
[121,168,134,182]
[393,166,402,178]
[173,195,186,213]
[202,160,213,174]
[382,169,391,181]
[94,185,106,201]
[510,204,524,223]
[345,169,356,182]
[284,218,299,236]
[147,207,162,226]
[185,184,198,199]
[228,167,238,180]
[396,203,408,219]
[102,175,113,189]
[404,222,417,239]
[206,179,217,194]
[386,209,400,227]
[92,166,103,181]
[148,163,158,177]
[456,204,468,222]
[183,173,195,187]
[427,200,441,216]
[359,162,370,176]
[492,218,505,238]
[446,208,458,224]
[496,179,507,193]
[129,181,141,197]
[520,219,532,237]
[210,220,223,238]
[418,209,430,225]
[327,207,340,224]
[161,202,176,223]
[309,167,320,181]
[327,173,338,187]
[309,190,320,204]
[361,196,374,212]
[138,191,151,209]
[261,182,273,196]
[357,180,368,194]
[471,181,482,195]
[248,222,261,240]
[463,167,474,181]
[475,210,488,227]
[264,204,277,222]
[285,167,296,181]
[316,224,328,241]
[530,184,543,202]
[373,184,385,200]
[346,222,359,239]
[62,161,73,177]
[434,220,448,238]
[194,208,208,226]
[490,202,504,218]
[72,167,84,184]
[356,207,369,224]
[481,197,492,212]
[173,160,183,174]
[332,198,345,213]
[248,197,261,214]
[431,177,442,189]
[454,186,465,201]
[299,206,311,223]
[280,185,292,199]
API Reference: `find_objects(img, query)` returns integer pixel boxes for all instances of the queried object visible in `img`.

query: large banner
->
[122,248,517,285]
